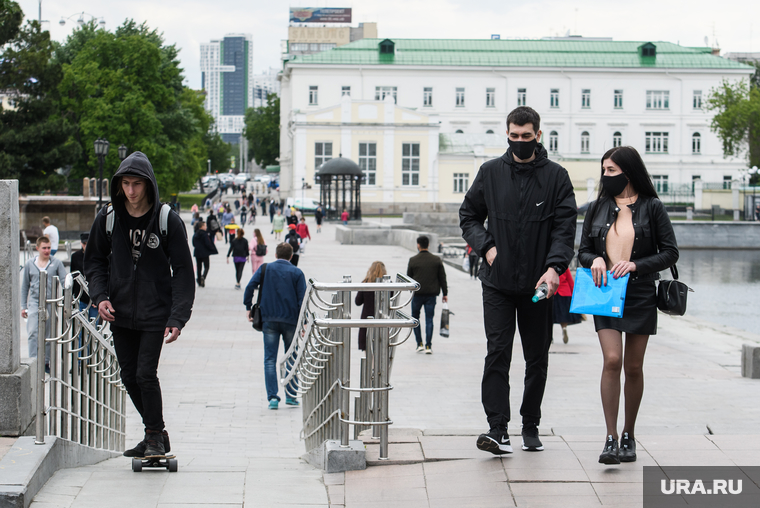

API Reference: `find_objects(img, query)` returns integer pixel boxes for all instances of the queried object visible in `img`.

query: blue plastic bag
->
[569,268,629,318]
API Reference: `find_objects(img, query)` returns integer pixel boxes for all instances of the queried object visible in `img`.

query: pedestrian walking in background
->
[206,209,222,243]
[466,244,480,279]
[355,261,387,351]
[406,235,448,355]
[578,146,678,465]
[41,216,59,256]
[315,206,323,233]
[250,228,267,275]
[460,106,577,455]
[341,208,349,225]
[269,200,277,223]
[85,151,195,459]
[21,236,68,368]
[192,219,217,287]
[296,217,311,248]
[222,207,235,243]
[70,233,99,322]
[553,270,583,343]
[240,203,248,225]
[243,243,306,410]
[272,210,286,240]
[284,224,302,266]
[204,197,212,211]
[190,203,199,226]
[227,228,250,290]
[249,203,257,224]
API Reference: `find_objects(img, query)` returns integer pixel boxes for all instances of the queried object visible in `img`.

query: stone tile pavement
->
[25,211,760,507]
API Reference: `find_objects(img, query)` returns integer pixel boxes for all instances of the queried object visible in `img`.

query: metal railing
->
[279,273,420,460]
[35,270,126,452]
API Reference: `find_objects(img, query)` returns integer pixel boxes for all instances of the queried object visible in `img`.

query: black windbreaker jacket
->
[459,144,577,294]
[84,152,195,331]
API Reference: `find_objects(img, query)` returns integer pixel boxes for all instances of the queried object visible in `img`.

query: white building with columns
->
[278,38,754,211]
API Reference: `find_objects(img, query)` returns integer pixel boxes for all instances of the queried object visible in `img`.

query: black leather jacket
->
[578,196,678,281]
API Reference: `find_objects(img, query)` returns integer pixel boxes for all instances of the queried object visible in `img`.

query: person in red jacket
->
[341,209,349,224]
[553,269,583,343]
[295,217,311,242]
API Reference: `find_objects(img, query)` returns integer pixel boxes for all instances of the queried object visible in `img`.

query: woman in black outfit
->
[226,228,250,289]
[354,261,387,351]
[578,146,678,465]
[192,219,218,287]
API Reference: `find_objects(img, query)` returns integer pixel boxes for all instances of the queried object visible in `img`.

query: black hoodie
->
[459,143,577,294]
[84,152,195,331]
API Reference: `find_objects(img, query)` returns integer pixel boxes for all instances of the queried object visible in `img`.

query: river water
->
[675,250,760,334]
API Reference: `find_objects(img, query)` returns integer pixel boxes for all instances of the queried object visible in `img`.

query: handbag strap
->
[256,264,267,306]
[648,198,678,280]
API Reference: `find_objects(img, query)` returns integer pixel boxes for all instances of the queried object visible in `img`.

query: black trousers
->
[234,261,245,283]
[111,326,165,432]
[196,256,209,281]
[290,254,300,266]
[469,253,480,277]
[481,284,553,429]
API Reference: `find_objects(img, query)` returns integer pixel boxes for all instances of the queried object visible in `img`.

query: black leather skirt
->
[594,279,658,336]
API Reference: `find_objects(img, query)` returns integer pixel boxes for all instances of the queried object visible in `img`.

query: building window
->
[455,87,465,107]
[423,87,433,107]
[309,43,320,51]
[692,132,701,154]
[652,175,669,193]
[453,173,469,193]
[486,88,496,107]
[646,90,670,110]
[374,86,397,103]
[613,131,622,148]
[359,142,377,185]
[614,90,623,109]
[291,43,309,51]
[693,90,703,109]
[581,89,591,108]
[315,142,332,169]
[550,89,559,108]
[401,143,420,186]
[517,88,526,107]
[319,43,336,51]
[549,131,558,153]
[645,132,669,153]
[580,131,590,153]
[723,175,732,189]
[309,86,318,105]
[341,86,351,96]
[486,130,494,134]
[455,129,464,134]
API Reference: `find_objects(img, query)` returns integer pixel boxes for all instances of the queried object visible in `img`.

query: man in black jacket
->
[85,151,195,459]
[460,107,577,455]
[406,235,448,354]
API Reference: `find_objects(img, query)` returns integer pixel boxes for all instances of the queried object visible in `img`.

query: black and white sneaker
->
[476,427,513,455]
[521,423,544,451]
[598,435,620,464]
[619,432,636,462]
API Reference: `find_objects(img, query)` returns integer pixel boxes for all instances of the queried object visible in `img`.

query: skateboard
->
[131,455,178,472]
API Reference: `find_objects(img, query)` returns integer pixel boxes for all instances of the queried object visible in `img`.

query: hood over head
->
[111,151,160,216]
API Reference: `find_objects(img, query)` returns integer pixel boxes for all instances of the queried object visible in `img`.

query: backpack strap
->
[105,203,115,242]
[159,203,171,241]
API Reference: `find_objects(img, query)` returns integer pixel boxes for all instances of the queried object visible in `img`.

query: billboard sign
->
[289,7,352,23]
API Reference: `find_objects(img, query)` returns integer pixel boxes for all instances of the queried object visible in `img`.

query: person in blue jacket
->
[243,242,306,410]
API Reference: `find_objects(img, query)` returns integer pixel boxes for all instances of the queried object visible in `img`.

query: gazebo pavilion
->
[315,157,362,221]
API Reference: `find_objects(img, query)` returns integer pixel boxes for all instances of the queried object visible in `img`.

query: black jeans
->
[481,285,552,429]
[234,261,245,283]
[196,256,209,281]
[469,253,480,278]
[290,254,299,266]
[111,325,165,432]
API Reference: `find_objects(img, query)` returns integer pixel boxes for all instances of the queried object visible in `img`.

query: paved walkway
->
[26,211,760,508]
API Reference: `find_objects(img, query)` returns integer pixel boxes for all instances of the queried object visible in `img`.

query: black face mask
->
[602,173,629,196]
[508,138,538,161]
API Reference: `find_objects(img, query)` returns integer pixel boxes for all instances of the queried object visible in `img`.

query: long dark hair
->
[597,146,658,201]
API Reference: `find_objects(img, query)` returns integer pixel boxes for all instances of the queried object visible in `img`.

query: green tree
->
[244,93,280,167]
[707,76,760,179]
[57,20,209,195]
[204,128,231,174]
[0,3,80,193]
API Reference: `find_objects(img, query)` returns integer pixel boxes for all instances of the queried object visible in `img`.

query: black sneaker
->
[521,423,544,451]
[598,435,620,464]
[476,427,513,455]
[619,432,636,462]
[144,431,166,458]
[123,430,171,457]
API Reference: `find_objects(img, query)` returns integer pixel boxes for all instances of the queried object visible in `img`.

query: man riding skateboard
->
[85,151,195,458]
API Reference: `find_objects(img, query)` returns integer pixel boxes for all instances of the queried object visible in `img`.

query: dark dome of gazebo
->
[316,157,362,177]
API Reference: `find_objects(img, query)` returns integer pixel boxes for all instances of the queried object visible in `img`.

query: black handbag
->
[657,265,692,316]
[250,264,267,331]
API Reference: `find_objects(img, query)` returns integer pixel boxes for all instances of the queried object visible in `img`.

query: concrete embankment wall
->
[335,225,439,253]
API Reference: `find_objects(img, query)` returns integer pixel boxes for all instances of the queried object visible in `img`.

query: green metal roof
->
[288,39,753,70]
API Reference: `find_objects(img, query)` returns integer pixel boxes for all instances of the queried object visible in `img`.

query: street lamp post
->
[118,144,127,162]
[94,138,110,211]
[59,12,106,29]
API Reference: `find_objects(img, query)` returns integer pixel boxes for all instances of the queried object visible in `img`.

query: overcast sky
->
[17,0,760,90]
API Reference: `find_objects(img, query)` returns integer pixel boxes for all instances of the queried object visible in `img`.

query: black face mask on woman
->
[508,138,538,161]
[602,173,629,197]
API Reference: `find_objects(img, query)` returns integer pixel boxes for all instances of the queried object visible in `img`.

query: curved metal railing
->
[279,273,419,460]
[35,270,126,452]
